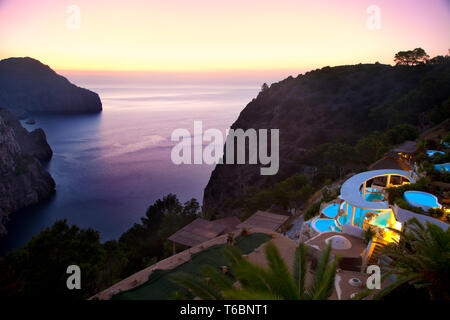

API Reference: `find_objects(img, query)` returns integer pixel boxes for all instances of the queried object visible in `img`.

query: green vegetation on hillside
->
[0,194,199,299]
[0,221,104,299]
[203,50,450,217]
[305,123,419,185]
[216,174,314,219]
[212,123,419,218]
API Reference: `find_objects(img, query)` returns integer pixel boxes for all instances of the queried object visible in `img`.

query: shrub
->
[427,208,445,218]
[304,201,323,221]
[226,232,235,245]
[240,227,250,236]
[363,226,376,244]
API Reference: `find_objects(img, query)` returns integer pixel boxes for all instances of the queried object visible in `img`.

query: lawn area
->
[112,233,271,300]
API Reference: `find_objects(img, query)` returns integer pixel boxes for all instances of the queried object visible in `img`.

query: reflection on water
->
[0,79,261,253]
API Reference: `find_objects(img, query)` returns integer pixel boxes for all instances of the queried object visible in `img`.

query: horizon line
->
[55,62,393,74]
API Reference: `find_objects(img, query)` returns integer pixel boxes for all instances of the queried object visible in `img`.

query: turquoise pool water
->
[371,212,391,228]
[364,192,384,202]
[404,191,441,210]
[320,191,386,228]
[338,204,368,227]
[427,150,445,157]
[322,203,340,218]
[435,163,450,172]
[337,204,391,228]
[312,219,341,232]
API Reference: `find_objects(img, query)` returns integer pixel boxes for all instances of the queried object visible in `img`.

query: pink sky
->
[0,0,449,71]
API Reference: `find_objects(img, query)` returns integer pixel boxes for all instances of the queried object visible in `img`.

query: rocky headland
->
[0,57,102,119]
[0,108,55,235]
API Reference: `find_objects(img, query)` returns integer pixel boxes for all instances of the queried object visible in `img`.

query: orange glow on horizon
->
[0,0,449,72]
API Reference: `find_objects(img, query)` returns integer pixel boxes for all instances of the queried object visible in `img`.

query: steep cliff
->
[0,57,102,118]
[0,108,55,236]
[203,63,450,216]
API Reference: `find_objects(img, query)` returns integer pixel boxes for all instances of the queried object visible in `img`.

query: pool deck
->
[305,231,366,259]
[334,270,376,300]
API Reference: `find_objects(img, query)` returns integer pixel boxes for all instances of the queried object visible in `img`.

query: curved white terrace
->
[340,169,415,210]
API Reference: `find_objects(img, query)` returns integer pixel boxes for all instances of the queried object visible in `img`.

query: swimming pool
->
[364,192,384,202]
[426,150,445,157]
[322,203,340,218]
[371,211,391,228]
[404,191,441,211]
[434,163,450,172]
[322,192,383,220]
[312,219,341,233]
[338,204,368,227]
[337,201,391,228]
[320,191,386,228]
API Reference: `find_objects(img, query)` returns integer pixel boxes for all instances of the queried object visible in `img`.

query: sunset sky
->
[0,0,449,72]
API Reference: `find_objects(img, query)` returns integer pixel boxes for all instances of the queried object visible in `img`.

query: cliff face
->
[0,57,102,118]
[203,63,450,216]
[0,108,55,236]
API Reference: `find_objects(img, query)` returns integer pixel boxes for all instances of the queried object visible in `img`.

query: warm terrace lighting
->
[383,220,402,243]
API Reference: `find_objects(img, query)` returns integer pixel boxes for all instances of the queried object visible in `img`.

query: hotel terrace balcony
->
[301,168,449,268]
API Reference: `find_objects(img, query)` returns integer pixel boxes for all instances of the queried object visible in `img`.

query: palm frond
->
[264,242,300,299]
[200,265,234,292]
[308,242,332,297]
[293,243,307,298]
[312,258,337,300]
[371,274,418,300]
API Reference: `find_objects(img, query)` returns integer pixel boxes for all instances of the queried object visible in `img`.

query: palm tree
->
[357,218,450,300]
[170,242,339,300]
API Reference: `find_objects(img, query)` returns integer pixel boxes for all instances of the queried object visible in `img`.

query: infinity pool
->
[435,163,450,172]
[426,150,445,157]
[404,191,441,211]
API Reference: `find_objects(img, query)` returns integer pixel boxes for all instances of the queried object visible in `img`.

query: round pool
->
[312,219,341,233]
[404,191,442,211]
[434,163,450,172]
[322,203,340,218]
[426,150,445,157]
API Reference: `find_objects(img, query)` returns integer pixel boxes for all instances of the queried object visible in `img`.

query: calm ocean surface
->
[0,72,289,253]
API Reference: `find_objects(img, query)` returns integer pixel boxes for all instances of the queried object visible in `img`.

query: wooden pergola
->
[237,210,289,231]
[168,217,240,254]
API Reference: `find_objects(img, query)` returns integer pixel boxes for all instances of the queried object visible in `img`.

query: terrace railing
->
[361,238,375,272]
